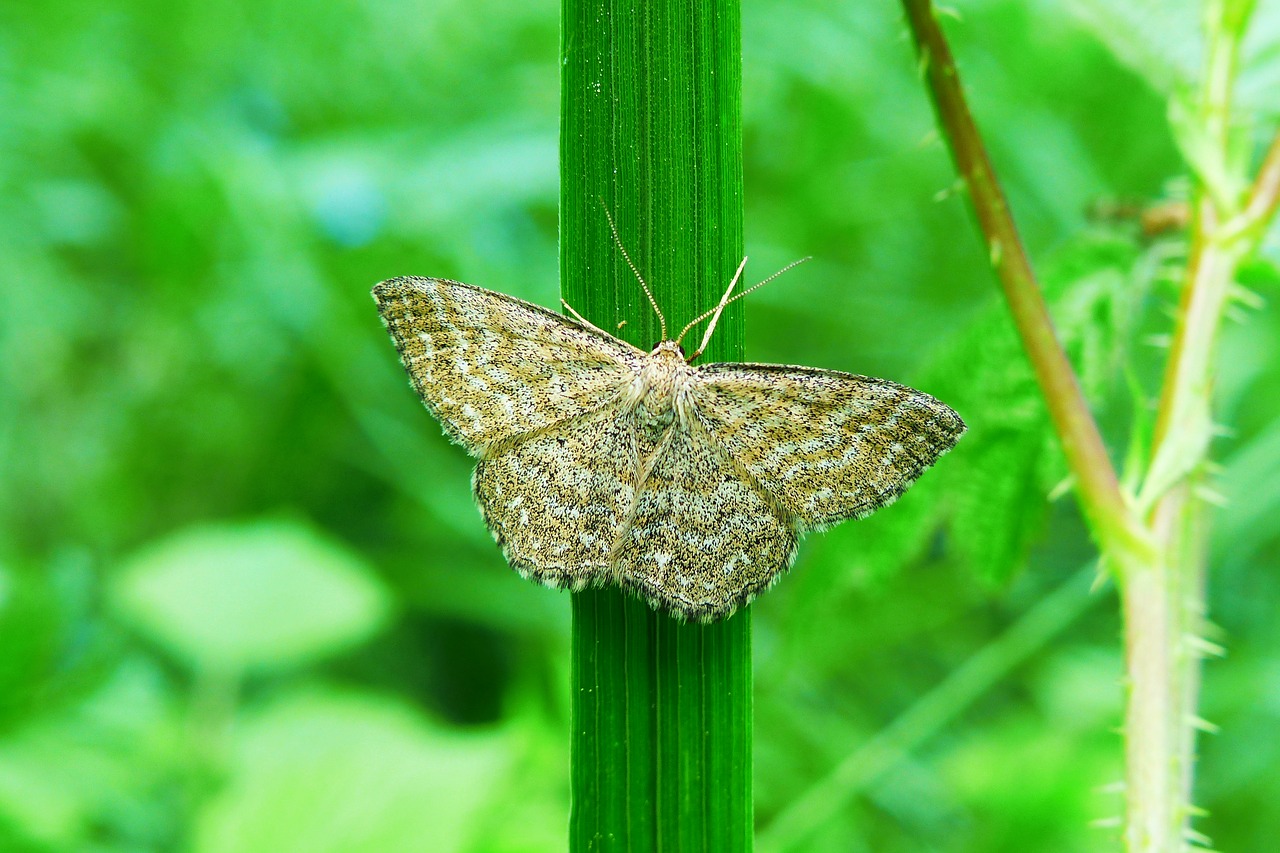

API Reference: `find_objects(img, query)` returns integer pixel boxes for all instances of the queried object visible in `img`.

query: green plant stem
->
[897,1,1278,851]
[1127,118,1280,847]
[561,1,750,850]
[1240,132,1280,228]
[1127,220,1233,852]
[1150,0,1251,457]
[899,0,1153,574]
[1127,4,1271,849]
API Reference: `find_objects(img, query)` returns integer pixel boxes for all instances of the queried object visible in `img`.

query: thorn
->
[1193,485,1228,507]
[933,179,965,202]
[988,237,1003,267]
[1185,828,1213,845]
[1189,715,1220,734]
[1210,422,1235,438]
[1088,565,1111,594]
[935,3,963,21]
[917,128,940,148]
[1186,635,1227,658]
[1046,475,1074,502]
[1224,304,1250,324]
[1143,333,1173,348]
[1090,817,1123,829]
[1228,282,1264,309]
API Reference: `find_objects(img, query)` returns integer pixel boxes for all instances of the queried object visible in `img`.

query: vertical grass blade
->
[560,0,750,849]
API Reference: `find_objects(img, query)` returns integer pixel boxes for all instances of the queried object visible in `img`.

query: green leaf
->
[111,520,391,674]
[1213,416,1280,562]
[915,234,1148,583]
[194,691,510,853]
[1065,0,1200,95]
[0,662,177,850]
[1137,392,1212,512]
[1236,254,1280,288]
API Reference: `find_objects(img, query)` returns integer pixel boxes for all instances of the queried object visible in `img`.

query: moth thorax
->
[636,344,688,433]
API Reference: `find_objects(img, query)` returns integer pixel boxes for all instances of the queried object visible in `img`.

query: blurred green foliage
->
[1,0,1278,851]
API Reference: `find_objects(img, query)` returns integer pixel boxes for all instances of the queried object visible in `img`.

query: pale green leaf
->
[111,521,391,674]
[194,691,510,853]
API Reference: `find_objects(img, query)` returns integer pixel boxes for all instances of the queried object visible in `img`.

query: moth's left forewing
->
[690,364,965,530]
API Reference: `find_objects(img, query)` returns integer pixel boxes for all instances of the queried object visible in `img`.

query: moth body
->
[373,275,964,621]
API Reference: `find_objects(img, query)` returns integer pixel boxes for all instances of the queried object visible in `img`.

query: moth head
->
[649,340,686,361]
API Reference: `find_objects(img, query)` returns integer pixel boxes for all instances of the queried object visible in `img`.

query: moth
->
[373,254,964,621]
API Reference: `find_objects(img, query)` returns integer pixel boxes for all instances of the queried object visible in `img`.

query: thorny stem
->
[899,0,1152,572]
[899,0,1278,851]
[1133,130,1280,852]
[1151,0,1254,455]
[1131,2,1265,849]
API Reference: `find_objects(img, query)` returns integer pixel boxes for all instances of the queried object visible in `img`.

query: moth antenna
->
[678,256,812,360]
[600,200,667,340]
[679,256,748,359]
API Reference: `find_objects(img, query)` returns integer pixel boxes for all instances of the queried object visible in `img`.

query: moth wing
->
[374,276,643,454]
[473,403,635,591]
[690,363,965,529]
[613,419,797,621]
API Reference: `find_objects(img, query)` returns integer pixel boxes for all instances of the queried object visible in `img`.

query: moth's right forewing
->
[373,277,642,453]
[691,364,965,529]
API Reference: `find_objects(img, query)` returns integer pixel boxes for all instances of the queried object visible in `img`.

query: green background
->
[2,0,1278,850]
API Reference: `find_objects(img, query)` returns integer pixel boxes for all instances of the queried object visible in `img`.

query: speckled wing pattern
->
[473,402,635,592]
[373,276,643,451]
[613,417,799,618]
[692,364,966,529]
[373,276,965,621]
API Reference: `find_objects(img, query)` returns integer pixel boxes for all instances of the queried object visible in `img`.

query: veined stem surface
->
[561,0,751,849]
